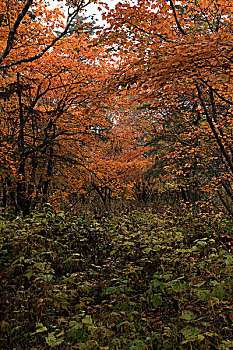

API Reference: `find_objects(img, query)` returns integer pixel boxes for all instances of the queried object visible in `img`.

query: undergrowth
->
[0,206,232,349]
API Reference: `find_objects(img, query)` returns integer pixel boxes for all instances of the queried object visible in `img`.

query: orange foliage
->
[99,0,233,213]
[0,0,154,213]
[2,0,233,214]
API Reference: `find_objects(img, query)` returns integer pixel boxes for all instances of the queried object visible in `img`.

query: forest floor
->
[0,206,232,349]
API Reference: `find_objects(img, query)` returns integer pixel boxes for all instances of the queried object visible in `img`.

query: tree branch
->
[196,84,233,174]
[0,0,33,65]
[0,1,84,70]
[169,0,187,36]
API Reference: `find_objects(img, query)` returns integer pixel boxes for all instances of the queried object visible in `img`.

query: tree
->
[86,110,154,206]
[0,0,111,215]
[100,0,233,214]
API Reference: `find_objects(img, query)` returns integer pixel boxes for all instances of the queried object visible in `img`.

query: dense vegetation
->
[1,205,232,349]
[1,0,233,348]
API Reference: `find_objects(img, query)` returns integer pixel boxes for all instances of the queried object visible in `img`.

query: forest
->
[0,0,232,349]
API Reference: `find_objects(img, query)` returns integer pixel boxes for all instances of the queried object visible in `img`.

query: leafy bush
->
[0,207,232,349]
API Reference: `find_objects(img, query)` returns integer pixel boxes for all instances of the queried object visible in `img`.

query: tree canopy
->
[0,0,233,215]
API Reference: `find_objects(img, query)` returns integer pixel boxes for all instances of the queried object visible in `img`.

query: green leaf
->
[41,273,54,282]
[82,315,93,325]
[152,278,165,291]
[45,332,63,347]
[82,315,94,329]
[181,326,202,340]
[219,339,233,348]
[25,269,34,279]
[203,332,218,337]
[36,325,47,333]
[180,310,197,321]
[194,238,207,247]
[152,294,162,308]
[30,323,48,335]
[127,339,147,349]
[69,321,83,329]
[198,334,205,341]
[196,289,210,300]
[168,280,185,292]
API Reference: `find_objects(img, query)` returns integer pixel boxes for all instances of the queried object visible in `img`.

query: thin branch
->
[169,0,187,36]
[0,0,33,64]
[200,78,233,106]
[196,84,233,174]
[123,19,165,41]
[217,190,233,217]
[0,1,84,70]
[209,87,233,157]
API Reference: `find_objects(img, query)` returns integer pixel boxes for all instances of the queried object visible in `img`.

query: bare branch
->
[196,84,233,174]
